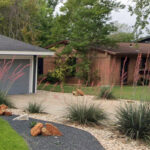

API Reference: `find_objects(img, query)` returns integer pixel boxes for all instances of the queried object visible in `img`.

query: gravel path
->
[2,116,104,150]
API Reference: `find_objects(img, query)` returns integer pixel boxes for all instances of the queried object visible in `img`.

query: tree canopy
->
[109,22,135,42]
[49,0,124,82]
[51,0,124,54]
[0,0,58,47]
[109,32,135,42]
[129,0,150,37]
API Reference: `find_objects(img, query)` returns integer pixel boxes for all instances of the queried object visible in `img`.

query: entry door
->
[38,58,43,75]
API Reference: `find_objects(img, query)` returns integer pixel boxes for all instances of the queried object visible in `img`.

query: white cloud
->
[111,0,136,27]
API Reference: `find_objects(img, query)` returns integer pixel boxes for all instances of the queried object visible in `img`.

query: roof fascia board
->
[0,51,54,56]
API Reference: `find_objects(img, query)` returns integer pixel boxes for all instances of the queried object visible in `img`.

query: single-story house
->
[38,40,150,86]
[0,35,54,95]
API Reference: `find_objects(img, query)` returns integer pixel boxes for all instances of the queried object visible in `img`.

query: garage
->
[0,35,54,95]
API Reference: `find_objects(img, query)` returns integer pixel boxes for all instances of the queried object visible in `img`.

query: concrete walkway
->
[9,90,129,119]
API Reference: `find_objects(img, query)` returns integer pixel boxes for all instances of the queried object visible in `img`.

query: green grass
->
[0,118,29,150]
[38,84,150,101]
[112,86,150,101]
[38,84,99,95]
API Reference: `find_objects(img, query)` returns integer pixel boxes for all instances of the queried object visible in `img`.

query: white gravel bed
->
[9,108,150,150]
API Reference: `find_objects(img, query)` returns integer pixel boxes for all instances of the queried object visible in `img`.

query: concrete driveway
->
[9,90,129,119]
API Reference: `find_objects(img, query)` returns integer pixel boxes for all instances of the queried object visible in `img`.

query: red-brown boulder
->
[4,111,12,116]
[46,123,62,136]
[41,127,51,136]
[0,109,4,115]
[76,89,84,96]
[31,123,43,136]
[0,104,8,110]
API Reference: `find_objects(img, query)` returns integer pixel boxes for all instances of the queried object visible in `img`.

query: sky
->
[111,0,136,27]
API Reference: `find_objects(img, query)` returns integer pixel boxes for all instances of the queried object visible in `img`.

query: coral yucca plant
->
[0,59,30,95]
[116,103,150,142]
[66,102,107,125]
[97,86,116,100]
[0,91,13,108]
[26,102,44,113]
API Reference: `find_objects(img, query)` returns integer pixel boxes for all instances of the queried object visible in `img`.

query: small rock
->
[31,123,43,136]
[46,123,62,136]
[13,114,29,120]
[4,111,12,116]
[0,104,8,110]
[76,89,84,96]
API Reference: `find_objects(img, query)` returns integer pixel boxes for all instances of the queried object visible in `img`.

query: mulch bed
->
[2,115,105,150]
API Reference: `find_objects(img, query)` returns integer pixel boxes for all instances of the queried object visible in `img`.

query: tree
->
[0,0,57,47]
[50,0,124,83]
[109,32,135,42]
[109,22,135,42]
[129,0,150,37]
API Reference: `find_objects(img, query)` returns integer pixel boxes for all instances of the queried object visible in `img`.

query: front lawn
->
[0,118,29,150]
[38,84,99,95]
[112,86,150,101]
[38,84,150,101]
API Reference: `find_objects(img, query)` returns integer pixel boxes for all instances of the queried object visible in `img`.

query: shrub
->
[0,92,13,108]
[116,103,150,141]
[66,102,107,125]
[26,102,44,113]
[97,86,116,100]
[46,72,61,84]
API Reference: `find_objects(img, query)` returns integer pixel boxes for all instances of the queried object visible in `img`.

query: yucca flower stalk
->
[132,53,142,99]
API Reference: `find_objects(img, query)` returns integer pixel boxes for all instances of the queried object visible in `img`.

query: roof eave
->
[0,51,54,56]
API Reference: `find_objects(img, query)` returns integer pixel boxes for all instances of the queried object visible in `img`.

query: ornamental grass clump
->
[66,102,107,125]
[26,102,44,113]
[0,92,13,108]
[97,86,116,100]
[116,103,150,142]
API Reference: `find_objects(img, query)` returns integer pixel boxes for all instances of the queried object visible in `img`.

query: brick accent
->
[43,56,56,74]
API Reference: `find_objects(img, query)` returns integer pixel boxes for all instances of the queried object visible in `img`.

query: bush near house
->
[116,103,150,142]
[66,102,107,125]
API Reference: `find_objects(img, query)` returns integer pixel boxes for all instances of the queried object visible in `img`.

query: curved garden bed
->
[1,116,105,150]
